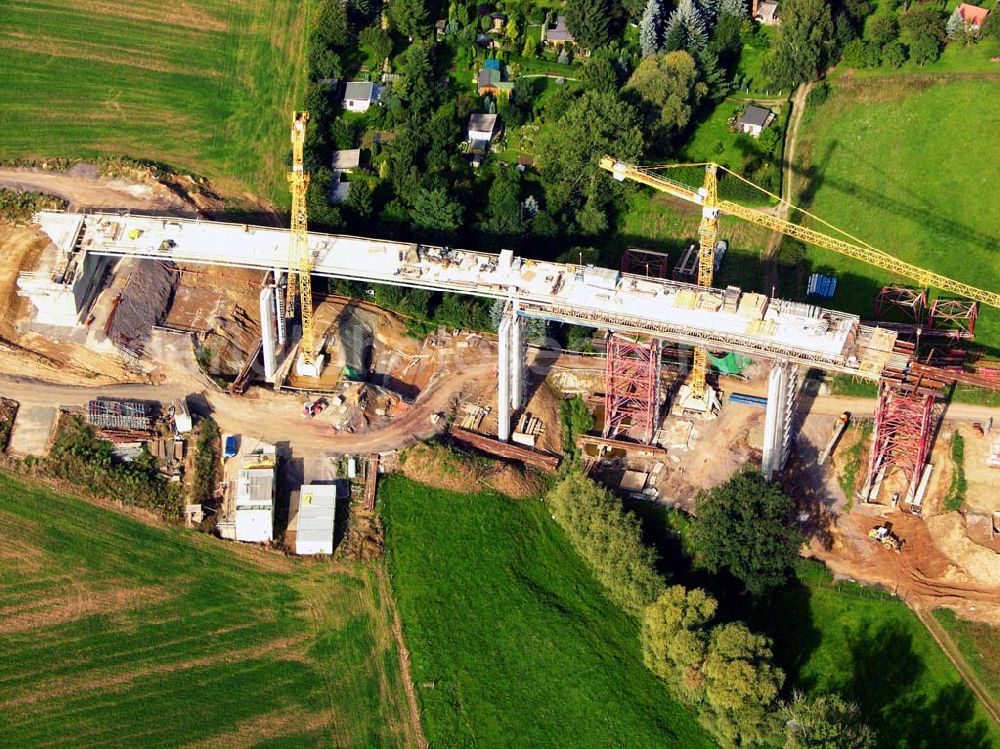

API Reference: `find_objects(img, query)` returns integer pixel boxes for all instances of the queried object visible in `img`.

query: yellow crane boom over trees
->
[287,111,316,368]
[600,156,1000,399]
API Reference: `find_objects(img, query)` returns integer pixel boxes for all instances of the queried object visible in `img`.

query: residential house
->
[542,15,575,46]
[737,105,775,137]
[477,59,514,96]
[468,113,499,168]
[342,81,380,113]
[331,149,361,172]
[957,3,989,29]
[468,113,499,143]
[752,0,780,25]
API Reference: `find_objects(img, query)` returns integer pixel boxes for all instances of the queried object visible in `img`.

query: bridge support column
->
[762,360,798,481]
[259,287,277,383]
[273,269,286,348]
[496,303,526,442]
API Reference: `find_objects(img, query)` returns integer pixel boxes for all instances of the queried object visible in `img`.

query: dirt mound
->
[926,513,1000,586]
[399,442,543,499]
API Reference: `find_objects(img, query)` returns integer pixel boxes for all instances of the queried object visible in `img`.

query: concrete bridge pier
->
[762,360,799,481]
[259,287,277,383]
[497,302,526,442]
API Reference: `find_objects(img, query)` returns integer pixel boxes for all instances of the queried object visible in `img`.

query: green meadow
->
[0,0,309,200]
[0,472,417,748]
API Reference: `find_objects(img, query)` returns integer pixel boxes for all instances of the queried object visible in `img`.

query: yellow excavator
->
[868,522,903,552]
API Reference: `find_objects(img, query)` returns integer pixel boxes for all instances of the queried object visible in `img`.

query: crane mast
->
[287,111,316,368]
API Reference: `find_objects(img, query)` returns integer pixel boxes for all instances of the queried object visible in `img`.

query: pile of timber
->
[449,426,561,471]
[363,454,378,511]
[576,433,669,458]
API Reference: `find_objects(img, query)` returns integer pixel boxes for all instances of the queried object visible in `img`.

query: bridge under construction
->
[22,209,970,501]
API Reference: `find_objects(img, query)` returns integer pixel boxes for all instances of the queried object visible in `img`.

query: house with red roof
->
[957,2,990,29]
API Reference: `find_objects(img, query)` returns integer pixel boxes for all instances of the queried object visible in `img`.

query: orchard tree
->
[642,586,718,691]
[703,623,785,749]
[782,692,876,749]
[690,468,803,595]
[535,89,645,213]
[410,187,463,237]
[899,6,945,45]
[910,34,940,65]
[763,0,835,88]
[881,40,906,67]
[626,50,705,141]
[865,14,898,47]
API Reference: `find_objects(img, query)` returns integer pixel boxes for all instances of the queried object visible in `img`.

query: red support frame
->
[604,334,662,445]
[621,248,670,279]
[927,298,978,338]
[864,378,939,503]
[874,286,926,324]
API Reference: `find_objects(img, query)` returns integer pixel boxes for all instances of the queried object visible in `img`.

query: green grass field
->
[794,75,1000,353]
[0,472,416,748]
[380,475,713,749]
[0,0,308,201]
[627,505,1000,748]
[935,609,1000,704]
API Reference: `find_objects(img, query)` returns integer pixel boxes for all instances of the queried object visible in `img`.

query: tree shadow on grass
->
[841,618,992,749]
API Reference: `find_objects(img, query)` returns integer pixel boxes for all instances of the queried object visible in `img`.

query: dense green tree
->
[720,0,747,18]
[582,55,621,93]
[642,586,717,690]
[312,0,351,53]
[909,34,940,65]
[345,178,375,219]
[566,0,619,49]
[781,692,876,749]
[410,187,463,236]
[360,26,393,72]
[702,623,784,749]
[708,13,743,69]
[640,0,666,56]
[899,6,945,44]
[623,0,653,22]
[690,468,803,595]
[881,39,906,67]
[373,283,432,318]
[763,0,835,88]
[575,192,609,235]
[841,38,866,67]
[983,10,1000,40]
[535,90,645,212]
[545,471,665,612]
[398,42,436,120]
[626,50,704,140]
[388,0,430,39]
[663,0,708,53]
[865,14,898,46]
[483,170,525,236]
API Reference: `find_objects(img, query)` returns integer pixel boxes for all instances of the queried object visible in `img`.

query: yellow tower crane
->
[600,156,1000,397]
[286,111,318,370]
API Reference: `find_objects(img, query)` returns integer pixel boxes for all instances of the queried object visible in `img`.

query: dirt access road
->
[0,166,194,214]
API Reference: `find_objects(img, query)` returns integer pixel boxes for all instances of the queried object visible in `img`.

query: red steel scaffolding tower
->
[604,334,662,444]
[621,248,670,279]
[862,374,943,504]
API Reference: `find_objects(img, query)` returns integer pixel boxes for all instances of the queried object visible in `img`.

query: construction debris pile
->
[106,259,176,358]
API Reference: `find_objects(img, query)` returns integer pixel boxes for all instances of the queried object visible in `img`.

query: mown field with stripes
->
[0,473,419,748]
[0,0,308,199]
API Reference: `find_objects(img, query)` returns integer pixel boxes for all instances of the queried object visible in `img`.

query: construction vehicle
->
[817,412,850,466]
[868,522,903,551]
[302,399,326,418]
[600,157,1000,401]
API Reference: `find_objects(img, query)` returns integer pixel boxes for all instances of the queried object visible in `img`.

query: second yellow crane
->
[286,111,318,371]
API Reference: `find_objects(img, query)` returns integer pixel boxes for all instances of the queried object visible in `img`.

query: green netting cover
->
[709,352,752,374]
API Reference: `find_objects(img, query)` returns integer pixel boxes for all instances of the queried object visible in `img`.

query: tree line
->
[544,464,876,748]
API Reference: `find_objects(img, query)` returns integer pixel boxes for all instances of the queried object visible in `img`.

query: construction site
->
[1,116,1000,627]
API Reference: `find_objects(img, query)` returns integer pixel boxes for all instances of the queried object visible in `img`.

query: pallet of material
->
[450,427,561,471]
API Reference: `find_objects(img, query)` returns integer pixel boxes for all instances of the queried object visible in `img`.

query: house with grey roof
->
[342,81,381,113]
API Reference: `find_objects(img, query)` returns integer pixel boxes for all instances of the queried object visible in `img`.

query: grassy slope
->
[935,609,1000,702]
[380,475,713,749]
[795,75,1000,353]
[0,0,308,201]
[756,562,1000,749]
[628,504,1000,749]
[0,473,412,748]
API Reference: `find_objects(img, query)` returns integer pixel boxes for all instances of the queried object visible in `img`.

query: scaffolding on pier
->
[86,398,156,432]
[875,286,927,324]
[861,374,944,504]
[603,334,662,445]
